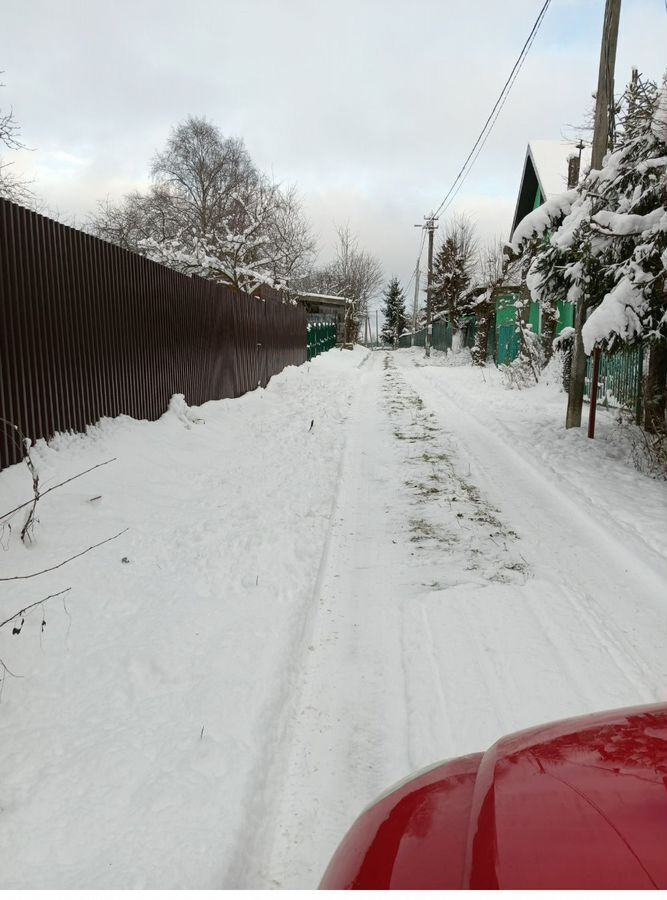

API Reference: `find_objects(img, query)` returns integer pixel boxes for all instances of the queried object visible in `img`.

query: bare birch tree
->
[298,225,383,341]
[90,116,315,297]
[0,75,40,208]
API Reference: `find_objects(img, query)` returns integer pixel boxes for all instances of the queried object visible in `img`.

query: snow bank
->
[0,346,368,889]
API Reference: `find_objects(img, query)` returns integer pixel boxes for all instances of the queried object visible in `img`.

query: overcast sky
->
[2,0,666,310]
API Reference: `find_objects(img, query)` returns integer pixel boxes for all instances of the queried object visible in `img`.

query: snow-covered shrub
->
[500,324,545,390]
[608,408,667,480]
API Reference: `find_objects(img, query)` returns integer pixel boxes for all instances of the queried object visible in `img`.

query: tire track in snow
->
[397,355,667,710]
[239,351,416,889]
[397,598,456,769]
[226,353,370,889]
[239,350,665,889]
[559,584,659,701]
[382,354,660,742]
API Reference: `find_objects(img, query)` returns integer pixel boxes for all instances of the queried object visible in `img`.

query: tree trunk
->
[562,338,574,393]
[541,304,558,363]
[473,304,493,366]
[344,303,357,344]
[643,340,667,435]
[566,300,588,428]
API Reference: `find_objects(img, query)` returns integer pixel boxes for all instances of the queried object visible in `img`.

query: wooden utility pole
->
[411,262,420,347]
[424,214,438,359]
[566,0,622,429]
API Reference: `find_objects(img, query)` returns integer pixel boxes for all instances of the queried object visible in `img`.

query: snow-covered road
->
[250,349,667,888]
[1,346,666,889]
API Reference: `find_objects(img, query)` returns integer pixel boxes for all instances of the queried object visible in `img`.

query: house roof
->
[529,140,592,197]
[297,292,350,305]
[510,140,592,239]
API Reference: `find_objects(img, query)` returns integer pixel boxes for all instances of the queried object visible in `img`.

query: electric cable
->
[432,0,552,219]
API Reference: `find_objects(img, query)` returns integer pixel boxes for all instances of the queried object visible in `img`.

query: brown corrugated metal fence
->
[0,197,307,470]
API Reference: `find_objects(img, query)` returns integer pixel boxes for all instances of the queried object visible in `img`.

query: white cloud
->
[2,0,665,295]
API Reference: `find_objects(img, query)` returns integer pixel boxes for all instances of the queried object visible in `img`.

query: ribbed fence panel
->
[0,198,307,470]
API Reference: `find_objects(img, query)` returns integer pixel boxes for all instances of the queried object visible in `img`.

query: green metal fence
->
[432,321,452,352]
[394,303,645,418]
[307,319,337,360]
[398,329,424,348]
[496,323,521,366]
[584,344,644,417]
[464,317,477,349]
[398,317,477,351]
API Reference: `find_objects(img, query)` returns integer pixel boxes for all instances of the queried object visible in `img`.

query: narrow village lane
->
[253,349,667,889]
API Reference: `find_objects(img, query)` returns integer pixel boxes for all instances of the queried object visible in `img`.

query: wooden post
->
[567,0,621,429]
[425,214,437,359]
[588,347,601,438]
[411,262,420,347]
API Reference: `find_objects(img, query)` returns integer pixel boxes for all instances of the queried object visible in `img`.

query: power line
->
[432,0,552,220]
[404,226,426,298]
[438,5,548,218]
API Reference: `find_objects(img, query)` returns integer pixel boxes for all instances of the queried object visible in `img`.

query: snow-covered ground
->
[1,346,666,889]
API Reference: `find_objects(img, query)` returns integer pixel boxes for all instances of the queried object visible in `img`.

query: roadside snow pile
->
[410,347,473,367]
[0,346,368,889]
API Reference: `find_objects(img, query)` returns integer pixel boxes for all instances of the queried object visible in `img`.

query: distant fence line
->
[398,311,644,415]
[0,197,306,471]
[398,318,477,352]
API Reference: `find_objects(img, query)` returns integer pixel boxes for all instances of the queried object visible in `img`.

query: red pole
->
[587,347,601,439]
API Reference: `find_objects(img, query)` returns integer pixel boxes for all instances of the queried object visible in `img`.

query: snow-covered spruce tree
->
[509,72,666,428]
[380,277,408,346]
[583,74,667,434]
[430,217,478,347]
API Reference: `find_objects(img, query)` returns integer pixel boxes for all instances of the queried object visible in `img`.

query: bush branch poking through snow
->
[1,417,43,544]
[0,588,72,633]
[0,530,128,582]
[0,419,127,689]
[0,588,72,694]
[1,418,118,544]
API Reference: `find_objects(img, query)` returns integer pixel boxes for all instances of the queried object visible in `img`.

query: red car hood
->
[320,703,667,889]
